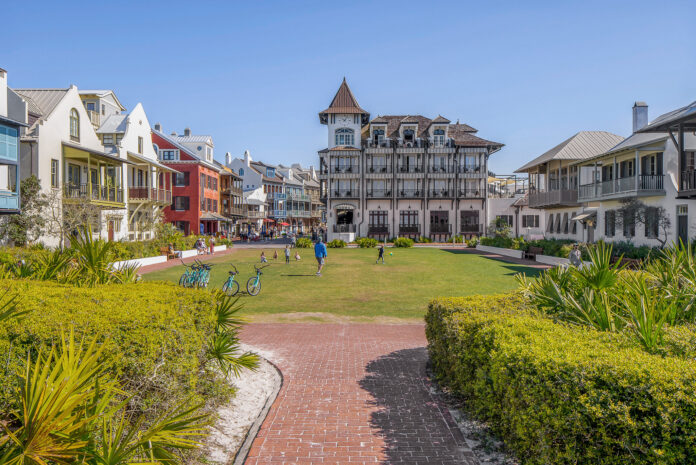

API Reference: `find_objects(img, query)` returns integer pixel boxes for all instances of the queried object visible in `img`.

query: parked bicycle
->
[221,264,240,296]
[178,259,213,288]
[247,264,268,296]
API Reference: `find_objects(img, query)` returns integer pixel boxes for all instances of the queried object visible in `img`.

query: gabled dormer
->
[429,116,451,147]
[399,117,420,147]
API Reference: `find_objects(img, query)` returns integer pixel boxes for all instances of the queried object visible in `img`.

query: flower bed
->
[426,294,696,464]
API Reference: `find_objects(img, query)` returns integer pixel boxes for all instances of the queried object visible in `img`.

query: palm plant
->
[0,289,26,324]
[206,293,259,377]
[619,273,675,352]
[0,331,210,465]
[70,226,119,286]
[32,249,73,281]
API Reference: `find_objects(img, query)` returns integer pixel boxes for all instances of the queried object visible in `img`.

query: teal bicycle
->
[221,264,240,296]
[179,259,213,288]
[247,264,268,296]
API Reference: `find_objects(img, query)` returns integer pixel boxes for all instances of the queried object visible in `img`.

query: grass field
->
[143,248,542,321]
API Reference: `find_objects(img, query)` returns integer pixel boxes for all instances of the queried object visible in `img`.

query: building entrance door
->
[107,221,114,241]
[677,205,688,246]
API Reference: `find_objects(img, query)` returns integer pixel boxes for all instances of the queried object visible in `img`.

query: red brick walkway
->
[241,324,478,465]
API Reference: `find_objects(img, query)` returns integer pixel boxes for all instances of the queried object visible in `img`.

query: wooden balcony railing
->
[64,183,124,205]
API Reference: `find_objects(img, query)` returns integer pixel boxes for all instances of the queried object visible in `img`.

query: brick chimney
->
[633,102,648,133]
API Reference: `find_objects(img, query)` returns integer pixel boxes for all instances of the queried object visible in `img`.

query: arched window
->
[69,108,80,141]
[335,128,354,146]
[152,143,159,154]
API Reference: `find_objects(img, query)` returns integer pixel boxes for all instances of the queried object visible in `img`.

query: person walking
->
[314,238,327,276]
[376,244,385,264]
[284,245,291,264]
[209,236,215,255]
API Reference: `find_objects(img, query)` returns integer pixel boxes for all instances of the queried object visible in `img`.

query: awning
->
[263,218,275,223]
[571,211,597,222]
[62,141,135,165]
[279,222,290,226]
[200,213,227,222]
[127,151,179,173]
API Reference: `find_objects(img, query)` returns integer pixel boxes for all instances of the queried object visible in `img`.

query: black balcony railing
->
[368,224,389,235]
[459,188,483,198]
[333,224,356,233]
[429,166,456,173]
[366,190,392,198]
[398,166,422,173]
[429,223,452,234]
[332,166,360,174]
[460,224,481,233]
[459,165,482,173]
[429,189,454,197]
[367,165,391,173]
[399,225,420,234]
[399,189,423,198]
[333,190,359,198]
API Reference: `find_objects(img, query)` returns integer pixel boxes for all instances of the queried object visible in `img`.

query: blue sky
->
[2,0,695,174]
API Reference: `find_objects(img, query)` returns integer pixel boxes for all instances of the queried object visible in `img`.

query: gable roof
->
[173,134,213,145]
[14,89,69,119]
[152,128,217,169]
[515,131,624,172]
[369,115,479,140]
[78,89,126,111]
[638,100,696,132]
[319,78,368,116]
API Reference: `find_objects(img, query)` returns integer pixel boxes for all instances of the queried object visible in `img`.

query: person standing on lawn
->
[376,244,385,264]
[284,245,291,264]
[314,238,327,276]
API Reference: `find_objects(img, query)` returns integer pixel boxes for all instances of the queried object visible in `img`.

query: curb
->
[231,356,284,465]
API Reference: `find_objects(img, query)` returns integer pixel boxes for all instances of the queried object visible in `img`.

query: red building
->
[152,127,223,235]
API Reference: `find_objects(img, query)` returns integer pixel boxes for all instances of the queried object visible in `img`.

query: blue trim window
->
[335,128,354,146]
[0,125,18,161]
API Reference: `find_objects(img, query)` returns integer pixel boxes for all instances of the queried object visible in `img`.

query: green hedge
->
[355,237,378,248]
[426,294,696,464]
[327,239,346,248]
[0,280,229,420]
[393,237,414,248]
[295,237,313,248]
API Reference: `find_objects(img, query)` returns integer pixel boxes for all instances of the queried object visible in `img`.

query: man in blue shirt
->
[314,238,327,276]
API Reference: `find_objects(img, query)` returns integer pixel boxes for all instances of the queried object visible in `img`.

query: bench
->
[160,247,177,260]
[526,246,543,260]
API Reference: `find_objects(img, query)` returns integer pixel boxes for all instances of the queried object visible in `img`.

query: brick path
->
[241,324,478,465]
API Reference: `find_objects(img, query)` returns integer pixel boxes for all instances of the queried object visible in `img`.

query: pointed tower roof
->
[319,78,369,124]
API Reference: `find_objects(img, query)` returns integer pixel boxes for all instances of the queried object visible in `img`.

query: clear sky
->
[2,0,695,174]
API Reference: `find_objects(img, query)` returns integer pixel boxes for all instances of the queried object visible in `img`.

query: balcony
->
[460,224,482,234]
[368,224,389,236]
[63,183,125,208]
[528,189,579,208]
[399,189,423,198]
[246,211,266,219]
[333,190,359,198]
[397,166,423,174]
[286,193,311,202]
[429,223,452,234]
[578,175,665,201]
[429,189,454,198]
[128,186,172,204]
[399,225,420,235]
[458,165,483,174]
[366,189,392,198]
[311,210,323,218]
[429,166,456,174]
[0,191,19,213]
[223,206,245,217]
[86,110,100,128]
[365,139,392,148]
[287,209,310,218]
[331,166,360,174]
[459,188,484,198]
[333,224,356,233]
[679,170,696,198]
[366,164,391,174]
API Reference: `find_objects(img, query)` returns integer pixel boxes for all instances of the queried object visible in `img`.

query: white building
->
[17,86,129,246]
[487,176,546,239]
[318,79,503,242]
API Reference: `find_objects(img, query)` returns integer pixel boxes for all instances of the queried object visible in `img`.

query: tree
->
[0,175,47,246]
[44,188,102,249]
[613,198,671,248]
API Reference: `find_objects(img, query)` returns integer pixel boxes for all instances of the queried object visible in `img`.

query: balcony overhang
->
[62,142,134,166]
[127,151,179,173]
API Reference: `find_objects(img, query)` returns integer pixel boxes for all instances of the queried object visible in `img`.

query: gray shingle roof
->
[515,131,624,172]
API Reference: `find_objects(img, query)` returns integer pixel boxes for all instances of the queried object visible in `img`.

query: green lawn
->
[143,248,542,321]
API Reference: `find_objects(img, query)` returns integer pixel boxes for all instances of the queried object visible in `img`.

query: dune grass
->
[143,248,542,321]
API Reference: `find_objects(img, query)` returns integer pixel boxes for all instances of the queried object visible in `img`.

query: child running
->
[376,244,385,264]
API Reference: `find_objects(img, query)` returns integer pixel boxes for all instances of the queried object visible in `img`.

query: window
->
[623,212,635,237]
[213,199,218,212]
[160,150,176,161]
[102,134,114,145]
[645,207,659,238]
[400,210,418,226]
[335,128,354,146]
[116,134,123,145]
[212,178,218,191]
[0,125,19,161]
[86,102,95,111]
[173,196,190,211]
[563,213,569,234]
[433,128,445,147]
[641,153,663,176]
[206,147,212,160]
[50,159,59,188]
[239,168,244,176]
[547,214,554,232]
[207,198,213,211]
[266,168,275,177]
[605,210,615,237]
[101,104,105,116]
[0,164,17,193]
[138,136,143,154]
[369,211,388,226]
[69,108,80,141]
[496,215,513,227]
[522,215,539,228]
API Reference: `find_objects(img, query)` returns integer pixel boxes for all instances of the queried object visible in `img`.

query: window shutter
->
[657,153,663,175]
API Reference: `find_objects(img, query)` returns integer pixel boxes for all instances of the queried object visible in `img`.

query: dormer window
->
[403,129,415,143]
[266,168,275,177]
[372,129,385,145]
[433,129,445,147]
[335,128,354,146]
[206,146,213,161]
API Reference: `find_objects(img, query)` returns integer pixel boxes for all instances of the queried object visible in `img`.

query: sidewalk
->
[137,247,234,274]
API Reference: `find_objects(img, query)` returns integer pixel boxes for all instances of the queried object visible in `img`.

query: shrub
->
[416,236,432,243]
[465,237,479,247]
[0,279,230,421]
[295,237,313,248]
[393,237,414,248]
[327,239,346,248]
[426,294,696,464]
[449,235,463,244]
[479,236,514,249]
[355,237,378,248]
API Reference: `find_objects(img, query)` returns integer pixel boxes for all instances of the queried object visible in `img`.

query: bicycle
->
[179,259,195,287]
[247,264,269,296]
[179,259,213,288]
[221,264,240,296]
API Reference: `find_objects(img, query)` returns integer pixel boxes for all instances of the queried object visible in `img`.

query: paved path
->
[241,324,478,465]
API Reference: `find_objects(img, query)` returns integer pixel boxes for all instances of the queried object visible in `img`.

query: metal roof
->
[638,100,696,132]
[173,134,214,144]
[96,114,127,133]
[319,78,369,116]
[14,89,68,118]
[78,89,126,111]
[515,131,624,172]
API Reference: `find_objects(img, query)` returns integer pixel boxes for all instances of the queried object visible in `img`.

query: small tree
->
[45,188,102,249]
[614,198,671,248]
[488,216,512,237]
[0,175,47,246]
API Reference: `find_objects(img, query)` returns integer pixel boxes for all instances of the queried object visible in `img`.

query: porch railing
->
[367,224,389,235]
[399,225,420,234]
[429,223,452,234]
[333,224,356,233]
[64,183,124,204]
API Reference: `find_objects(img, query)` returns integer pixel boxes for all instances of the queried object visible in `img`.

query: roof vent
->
[170,131,177,136]
[184,127,191,137]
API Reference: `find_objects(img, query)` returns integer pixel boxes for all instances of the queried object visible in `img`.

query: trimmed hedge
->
[295,237,313,248]
[426,294,696,464]
[0,280,229,420]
